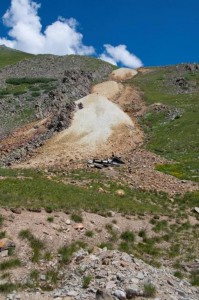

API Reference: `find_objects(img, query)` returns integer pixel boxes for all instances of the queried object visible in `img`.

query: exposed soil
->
[9,67,198,195]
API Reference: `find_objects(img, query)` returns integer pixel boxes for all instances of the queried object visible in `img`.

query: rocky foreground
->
[4,247,199,300]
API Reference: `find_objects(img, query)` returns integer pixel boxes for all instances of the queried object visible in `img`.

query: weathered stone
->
[0,238,15,251]
[115,189,125,196]
[194,207,199,214]
[40,274,46,281]
[96,289,114,300]
[0,249,8,257]
[10,208,22,214]
[106,281,116,289]
[136,271,145,280]
[114,290,126,300]
[73,223,84,230]
[125,289,139,299]
[67,291,78,297]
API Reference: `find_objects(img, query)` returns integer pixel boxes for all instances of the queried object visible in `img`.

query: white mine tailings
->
[20,68,139,168]
[110,68,138,81]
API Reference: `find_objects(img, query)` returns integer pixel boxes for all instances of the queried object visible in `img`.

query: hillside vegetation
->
[131,65,199,182]
[0,45,33,68]
[0,48,198,297]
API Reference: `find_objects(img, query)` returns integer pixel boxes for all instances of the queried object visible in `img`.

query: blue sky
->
[0,0,199,67]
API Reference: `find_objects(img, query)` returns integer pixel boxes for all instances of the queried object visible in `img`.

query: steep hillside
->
[0,49,115,164]
[131,64,199,182]
[0,48,198,299]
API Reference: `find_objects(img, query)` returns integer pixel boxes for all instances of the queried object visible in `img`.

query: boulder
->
[96,289,114,300]
[0,238,15,251]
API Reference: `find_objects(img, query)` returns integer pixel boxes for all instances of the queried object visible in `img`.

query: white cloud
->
[100,44,143,68]
[0,0,144,68]
[0,0,95,55]
[99,53,117,66]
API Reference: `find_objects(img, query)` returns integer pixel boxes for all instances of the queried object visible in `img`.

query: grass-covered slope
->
[131,65,199,182]
[0,45,33,68]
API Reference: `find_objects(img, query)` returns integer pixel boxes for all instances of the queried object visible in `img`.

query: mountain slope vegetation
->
[131,65,199,182]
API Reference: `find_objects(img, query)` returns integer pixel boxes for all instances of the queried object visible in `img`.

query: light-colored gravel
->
[110,68,138,81]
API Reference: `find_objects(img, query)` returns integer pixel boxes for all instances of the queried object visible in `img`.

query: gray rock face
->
[0,55,115,166]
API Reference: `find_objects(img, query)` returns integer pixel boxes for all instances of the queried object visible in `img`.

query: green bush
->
[120,231,135,242]
[6,77,57,85]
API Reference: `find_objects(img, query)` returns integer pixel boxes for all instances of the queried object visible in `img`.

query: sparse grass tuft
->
[174,271,184,279]
[71,214,83,223]
[0,215,4,227]
[0,283,20,293]
[143,283,156,297]
[59,240,87,264]
[0,259,21,271]
[47,216,54,223]
[120,231,135,243]
[19,229,45,263]
[138,229,147,239]
[30,269,39,281]
[85,230,94,238]
[0,231,6,239]
[82,275,92,288]
[190,270,199,286]
[98,242,113,250]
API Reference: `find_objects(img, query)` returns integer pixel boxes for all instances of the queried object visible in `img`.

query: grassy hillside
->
[131,65,199,182]
[0,45,33,68]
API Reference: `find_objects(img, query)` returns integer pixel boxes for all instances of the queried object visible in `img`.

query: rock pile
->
[50,248,199,300]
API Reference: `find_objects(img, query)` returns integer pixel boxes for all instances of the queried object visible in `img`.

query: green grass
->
[85,230,94,238]
[47,216,54,223]
[0,231,6,239]
[71,214,83,223]
[6,77,57,85]
[58,240,87,264]
[120,231,135,242]
[0,215,4,227]
[98,242,114,250]
[31,91,40,97]
[0,47,33,68]
[82,275,92,288]
[0,168,174,215]
[0,283,20,293]
[131,67,199,182]
[143,283,156,297]
[190,270,199,286]
[30,269,39,281]
[174,271,184,279]
[19,229,45,263]
[0,259,21,271]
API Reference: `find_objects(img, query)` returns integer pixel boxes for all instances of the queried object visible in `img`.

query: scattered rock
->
[0,238,15,251]
[66,219,71,225]
[96,289,114,300]
[10,208,22,214]
[114,290,126,300]
[115,189,125,197]
[73,223,84,230]
[194,207,199,214]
